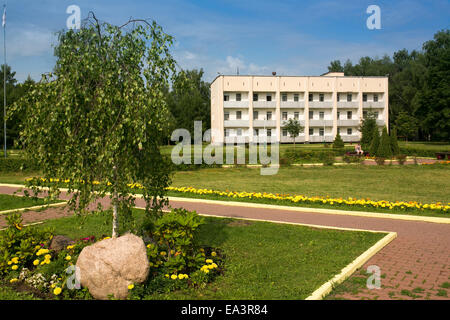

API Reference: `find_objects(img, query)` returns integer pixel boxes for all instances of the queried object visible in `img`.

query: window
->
[309,110,314,119]
[309,93,313,102]
[253,93,258,101]
[374,94,378,102]
[282,129,288,137]
[224,129,229,137]
[337,111,340,119]
[236,93,241,101]
[224,95,229,101]
[337,94,340,102]
[319,128,324,136]
[254,129,259,136]
[319,93,324,102]
[282,93,287,102]
[319,111,324,120]
[236,111,242,120]
[374,111,379,119]
[337,127,340,134]
[282,112,288,120]
[267,129,272,137]
[253,110,258,120]
[266,111,272,120]
[237,128,242,136]
[363,111,367,119]
[266,95,272,102]
[294,112,299,120]
[309,128,314,135]
[363,94,367,102]
[347,111,352,120]
[347,128,352,135]
[347,93,352,102]
[294,94,299,102]
[224,112,229,120]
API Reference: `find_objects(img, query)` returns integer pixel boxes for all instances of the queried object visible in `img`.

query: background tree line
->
[328,29,449,142]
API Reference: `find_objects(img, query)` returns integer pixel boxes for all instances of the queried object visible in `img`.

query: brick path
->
[1,185,449,300]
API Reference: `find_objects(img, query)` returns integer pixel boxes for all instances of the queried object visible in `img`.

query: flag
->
[2,6,5,28]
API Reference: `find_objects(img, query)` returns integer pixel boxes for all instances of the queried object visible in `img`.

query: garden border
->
[0,201,67,216]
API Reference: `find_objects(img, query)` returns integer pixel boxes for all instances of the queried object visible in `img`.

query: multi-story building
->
[210,72,388,144]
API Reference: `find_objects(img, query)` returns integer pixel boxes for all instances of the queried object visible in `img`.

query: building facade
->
[210,72,388,144]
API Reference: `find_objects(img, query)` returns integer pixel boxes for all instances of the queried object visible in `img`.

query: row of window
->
[224,128,355,137]
[224,110,371,121]
[224,93,380,102]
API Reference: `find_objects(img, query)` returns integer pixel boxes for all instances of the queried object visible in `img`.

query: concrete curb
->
[305,231,397,300]
[166,196,450,225]
[0,201,67,215]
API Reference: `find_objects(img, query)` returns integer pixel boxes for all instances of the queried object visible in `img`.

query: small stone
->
[49,235,74,252]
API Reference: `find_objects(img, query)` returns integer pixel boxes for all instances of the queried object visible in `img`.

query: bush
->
[390,129,400,156]
[377,127,393,159]
[343,155,363,164]
[320,152,335,166]
[369,128,380,156]
[279,157,291,166]
[0,157,40,172]
[332,132,345,149]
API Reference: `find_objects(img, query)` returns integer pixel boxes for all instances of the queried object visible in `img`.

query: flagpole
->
[2,4,5,158]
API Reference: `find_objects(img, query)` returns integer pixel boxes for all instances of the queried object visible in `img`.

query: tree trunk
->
[112,199,119,238]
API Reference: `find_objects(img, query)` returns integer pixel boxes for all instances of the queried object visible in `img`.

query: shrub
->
[332,132,345,149]
[279,157,291,166]
[0,157,40,172]
[0,213,54,276]
[390,128,400,156]
[377,127,393,159]
[369,128,380,156]
[320,152,335,166]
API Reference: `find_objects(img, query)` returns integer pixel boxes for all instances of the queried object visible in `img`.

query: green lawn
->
[0,194,53,211]
[1,209,385,300]
[170,165,449,204]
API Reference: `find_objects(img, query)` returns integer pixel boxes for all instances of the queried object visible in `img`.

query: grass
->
[0,194,54,211]
[6,208,385,300]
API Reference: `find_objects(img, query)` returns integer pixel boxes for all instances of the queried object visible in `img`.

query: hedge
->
[0,157,40,172]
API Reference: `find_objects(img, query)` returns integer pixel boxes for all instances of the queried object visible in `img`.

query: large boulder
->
[76,233,149,300]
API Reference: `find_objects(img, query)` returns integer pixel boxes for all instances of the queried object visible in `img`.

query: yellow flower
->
[66,245,75,250]
[51,284,56,288]
[146,244,152,249]
[128,284,134,290]
[11,265,18,270]
[211,252,217,257]
[53,287,62,295]
[65,255,72,261]
[7,261,12,265]
[171,274,178,280]
[165,274,169,278]
[36,249,49,256]
[205,259,213,264]
[9,278,18,283]
[160,251,166,256]
[33,259,40,266]
[202,269,209,274]
[44,254,51,260]
[178,274,184,280]
[11,257,19,264]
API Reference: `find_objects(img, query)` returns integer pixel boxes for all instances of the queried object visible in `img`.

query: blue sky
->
[3,0,450,82]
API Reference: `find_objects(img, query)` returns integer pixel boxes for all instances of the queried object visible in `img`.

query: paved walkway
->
[1,185,449,300]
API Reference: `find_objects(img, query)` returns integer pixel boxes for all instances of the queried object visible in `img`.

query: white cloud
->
[8,27,55,57]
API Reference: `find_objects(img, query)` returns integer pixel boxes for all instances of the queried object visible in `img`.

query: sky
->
[3,0,450,83]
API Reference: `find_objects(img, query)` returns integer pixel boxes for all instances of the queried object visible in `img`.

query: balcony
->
[342,135,360,142]
[224,120,250,128]
[308,101,333,109]
[309,120,333,127]
[337,101,359,108]
[337,119,360,126]
[280,135,305,143]
[253,101,276,108]
[281,120,305,127]
[309,135,334,143]
[224,101,249,108]
[363,101,384,109]
[253,120,277,127]
[280,101,305,108]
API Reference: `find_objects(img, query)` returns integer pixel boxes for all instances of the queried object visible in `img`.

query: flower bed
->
[0,209,223,300]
